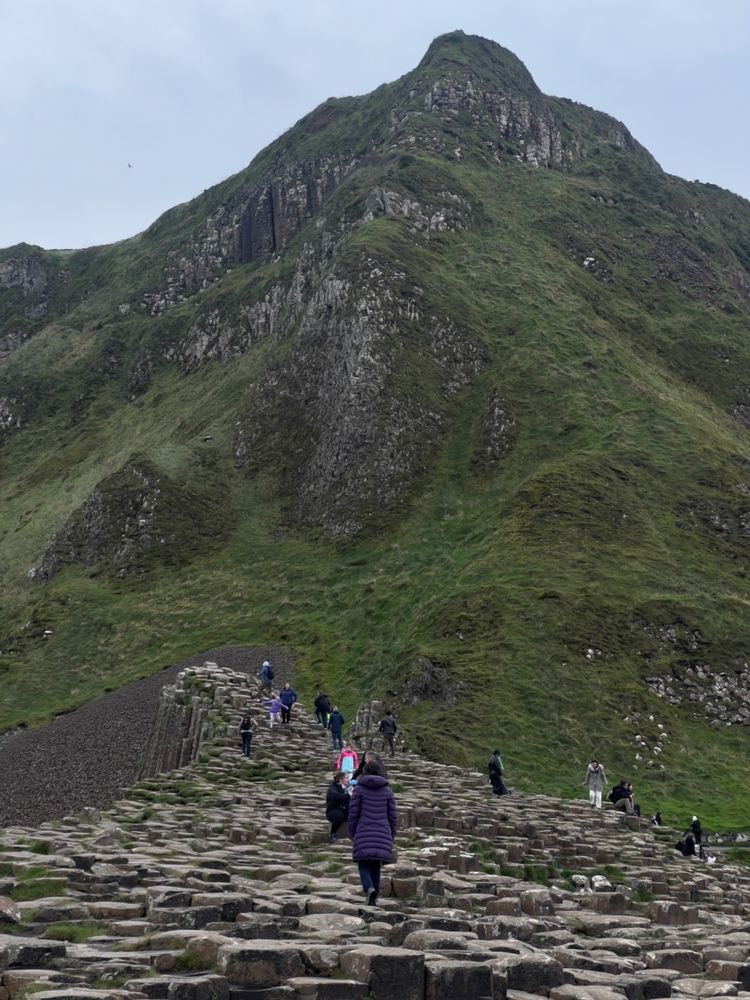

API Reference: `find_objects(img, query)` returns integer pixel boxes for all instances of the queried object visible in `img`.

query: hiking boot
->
[366,888,378,906]
[328,834,337,844]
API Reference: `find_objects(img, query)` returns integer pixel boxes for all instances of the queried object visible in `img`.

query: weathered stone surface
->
[646,950,703,975]
[0,897,21,924]
[340,945,425,1000]
[285,978,369,999]
[425,959,493,999]
[493,953,566,994]
[298,913,365,935]
[0,934,66,969]
[217,941,305,987]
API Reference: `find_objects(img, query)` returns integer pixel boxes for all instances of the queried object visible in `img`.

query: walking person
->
[239,711,257,758]
[378,710,398,756]
[279,682,298,724]
[488,749,508,796]
[583,759,608,808]
[348,760,398,905]
[264,693,282,728]
[328,706,345,751]
[326,770,350,843]
[259,660,274,695]
[336,742,358,777]
[314,691,331,728]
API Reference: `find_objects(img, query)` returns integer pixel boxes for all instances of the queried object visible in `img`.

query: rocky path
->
[2,662,750,1000]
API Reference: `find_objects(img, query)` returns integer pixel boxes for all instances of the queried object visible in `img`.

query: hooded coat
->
[348,773,397,861]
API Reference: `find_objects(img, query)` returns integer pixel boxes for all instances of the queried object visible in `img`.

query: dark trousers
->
[315,710,328,727]
[331,730,343,750]
[328,809,347,838]
[281,706,291,724]
[384,734,395,756]
[357,860,382,894]
[241,733,253,757]
[490,775,508,796]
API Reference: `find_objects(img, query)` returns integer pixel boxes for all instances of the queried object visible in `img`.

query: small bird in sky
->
[128,162,132,168]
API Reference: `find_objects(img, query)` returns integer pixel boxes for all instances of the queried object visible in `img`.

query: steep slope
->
[2,31,750,826]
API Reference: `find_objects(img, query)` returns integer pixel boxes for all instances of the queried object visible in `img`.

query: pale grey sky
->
[2,0,748,250]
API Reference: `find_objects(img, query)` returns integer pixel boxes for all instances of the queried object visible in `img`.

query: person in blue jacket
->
[279,682,298,724]
[259,660,274,694]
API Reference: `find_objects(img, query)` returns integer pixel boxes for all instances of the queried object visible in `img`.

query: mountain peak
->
[417,30,541,99]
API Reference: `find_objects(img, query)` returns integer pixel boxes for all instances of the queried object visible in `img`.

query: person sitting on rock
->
[264,693,282,728]
[488,749,509,796]
[239,711,257,758]
[279,682,298,725]
[336,742,358,777]
[650,810,663,826]
[328,706,345,751]
[348,760,398,906]
[325,770,350,843]
[676,832,697,857]
[583,759,608,808]
[609,780,634,814]
[314,691,331,728]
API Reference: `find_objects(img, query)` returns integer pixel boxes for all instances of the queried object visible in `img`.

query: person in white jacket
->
[583,759,608,808]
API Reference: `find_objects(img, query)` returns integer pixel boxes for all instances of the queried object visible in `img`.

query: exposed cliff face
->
[30,460,232,582]
[142,154,361,315]
[233,257,485,536]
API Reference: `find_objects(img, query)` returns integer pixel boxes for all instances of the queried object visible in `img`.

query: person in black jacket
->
[378,711,397,756]
[326,771,350,843]
[353,750,388,781]
[609,780,634,814]
[691,815,706,858]
[314,691,331,728]
[488,750,508,796]
[328,707,345,751]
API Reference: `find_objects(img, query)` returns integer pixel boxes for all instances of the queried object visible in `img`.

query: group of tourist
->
[313,691,398,755]
[238,662,401,906]
[582,757,710,860]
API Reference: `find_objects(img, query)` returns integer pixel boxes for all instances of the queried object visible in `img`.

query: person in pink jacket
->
[336,743,358,776]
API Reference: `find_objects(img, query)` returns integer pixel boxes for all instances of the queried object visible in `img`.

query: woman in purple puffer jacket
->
[348,761,398,905]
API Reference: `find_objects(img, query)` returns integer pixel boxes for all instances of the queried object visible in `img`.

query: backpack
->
[240,715,253,732]
[267,666,274,680]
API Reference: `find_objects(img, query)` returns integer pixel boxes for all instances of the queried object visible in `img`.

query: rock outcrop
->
[2,662,750,1000]
[30,460,232,582]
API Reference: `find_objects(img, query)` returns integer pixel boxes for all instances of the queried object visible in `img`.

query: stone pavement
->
[2,662,750,1000]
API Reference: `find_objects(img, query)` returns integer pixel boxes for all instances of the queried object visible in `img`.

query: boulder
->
[217,941,305,987]
[340,945,425,1000]
[425,959,493,999]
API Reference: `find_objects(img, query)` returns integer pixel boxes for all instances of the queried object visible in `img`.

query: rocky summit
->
[2,31,750,822]
[3,662,750,1000]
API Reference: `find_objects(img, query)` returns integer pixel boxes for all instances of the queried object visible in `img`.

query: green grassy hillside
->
[2,31,750,829]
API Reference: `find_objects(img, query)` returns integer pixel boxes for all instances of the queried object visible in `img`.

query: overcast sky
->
[2,0,748,250]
